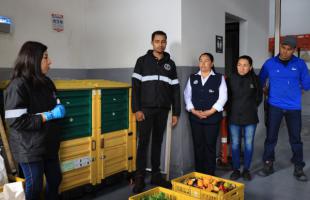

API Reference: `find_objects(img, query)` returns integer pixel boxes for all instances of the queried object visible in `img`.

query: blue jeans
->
[263,104,305,167]
[229,124,257,170]
[19,158,62,200]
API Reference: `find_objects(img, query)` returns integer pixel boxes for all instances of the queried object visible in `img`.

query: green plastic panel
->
[57,90,92,141]
[101,89,128,133]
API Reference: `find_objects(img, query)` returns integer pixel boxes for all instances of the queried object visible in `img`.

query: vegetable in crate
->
[141,192,169,200]
[182,177,236,194]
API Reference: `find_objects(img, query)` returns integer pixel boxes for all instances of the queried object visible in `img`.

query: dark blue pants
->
[20,158,62,200]
[263,104,305,167]
[190,120,220,175]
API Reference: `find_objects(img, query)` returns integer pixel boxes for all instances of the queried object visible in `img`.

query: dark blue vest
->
[189,73,223,124]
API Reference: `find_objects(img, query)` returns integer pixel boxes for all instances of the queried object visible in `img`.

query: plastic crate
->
[171,172,244,200]
[129,187,196,200]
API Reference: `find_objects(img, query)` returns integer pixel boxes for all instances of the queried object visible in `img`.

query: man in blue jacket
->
[259,36,310,181]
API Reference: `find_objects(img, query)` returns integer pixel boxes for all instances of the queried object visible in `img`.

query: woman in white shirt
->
[184,52,227,175]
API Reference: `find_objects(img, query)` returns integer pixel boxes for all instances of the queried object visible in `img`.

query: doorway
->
[225,13,241,77]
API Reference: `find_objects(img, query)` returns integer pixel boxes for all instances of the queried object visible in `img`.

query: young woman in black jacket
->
[227,55,262,181]
[4,41,66,200]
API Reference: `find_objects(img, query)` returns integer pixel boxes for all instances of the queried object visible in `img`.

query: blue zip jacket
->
[259,55,310,110]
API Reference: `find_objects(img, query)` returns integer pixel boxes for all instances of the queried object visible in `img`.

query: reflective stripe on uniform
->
[5,108,27,119]
[132,73,179,85]
[142,75,158,82]
[171,79,179,85]
[132,73,142,80]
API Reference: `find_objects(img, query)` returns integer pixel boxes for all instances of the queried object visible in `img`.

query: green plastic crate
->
[57,90,92,140]
[101,89,128,133]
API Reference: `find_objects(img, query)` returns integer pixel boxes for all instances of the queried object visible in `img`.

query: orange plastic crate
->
[171,172,244,200]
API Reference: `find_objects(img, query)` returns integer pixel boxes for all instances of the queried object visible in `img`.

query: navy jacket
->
[189,73,223,124]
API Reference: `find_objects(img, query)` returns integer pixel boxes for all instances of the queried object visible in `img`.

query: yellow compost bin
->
[0,79,136,193]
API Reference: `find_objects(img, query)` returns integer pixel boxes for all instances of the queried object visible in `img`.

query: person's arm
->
[300,60,310,91]
[259,63,269,88]
[171,62,181,117]
[184,78,194,112]
[131,57,143,114]
[212,76,228,112]
[225,76,232,113]
[184,78,205,119]
[256,75,263,106]
[202,76,227,118]
[4,83,43,131]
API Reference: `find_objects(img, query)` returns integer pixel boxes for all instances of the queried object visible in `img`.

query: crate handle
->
[91,140,96,151]
[230,191,238,197]
[101,138,104,148]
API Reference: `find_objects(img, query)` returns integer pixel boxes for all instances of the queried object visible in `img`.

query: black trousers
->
[190,119,220,175]
[136,108,169,175]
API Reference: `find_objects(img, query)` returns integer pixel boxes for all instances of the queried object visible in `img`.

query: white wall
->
[1,0,269,69]
[181,0,270,68]
[0,0,85,68]
[269,0,310,66]
[269,0,310,36]
[81,0,181,68]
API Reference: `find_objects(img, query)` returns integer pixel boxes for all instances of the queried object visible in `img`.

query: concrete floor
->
[71,114,310,200]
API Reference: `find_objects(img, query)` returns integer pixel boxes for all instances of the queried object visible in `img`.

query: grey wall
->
[0,68,89,81]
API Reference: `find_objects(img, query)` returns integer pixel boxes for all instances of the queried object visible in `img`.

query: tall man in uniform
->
[131,30,181,193]
[259,36,310,181]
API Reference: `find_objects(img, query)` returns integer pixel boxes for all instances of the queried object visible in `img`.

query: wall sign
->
[0,16,12,33]
[51,13,64,32]
[216,35,223,53]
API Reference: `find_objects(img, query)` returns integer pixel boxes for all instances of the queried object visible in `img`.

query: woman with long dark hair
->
[184,52,227,175]
[4,41,66,200]
[226,55,262,181]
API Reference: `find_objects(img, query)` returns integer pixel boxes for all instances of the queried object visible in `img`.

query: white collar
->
[196,70,216,76]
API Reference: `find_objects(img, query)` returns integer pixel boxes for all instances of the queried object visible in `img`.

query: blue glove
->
[43,104,66,121]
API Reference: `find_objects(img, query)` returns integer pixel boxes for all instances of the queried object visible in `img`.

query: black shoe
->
[260,161,274,177]
[230,170,241,180]
[132,174,145,193]
[242,169,252,181]
[150,172,172,188]
[294,166,308,182]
